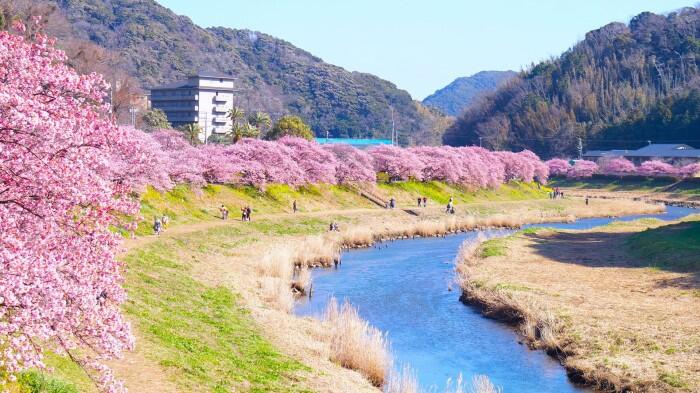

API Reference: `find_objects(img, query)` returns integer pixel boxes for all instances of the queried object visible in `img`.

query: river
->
[295,206,697,392]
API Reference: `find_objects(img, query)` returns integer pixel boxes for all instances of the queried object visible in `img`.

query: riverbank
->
[457,214,700,392]
[32,182,666,392]
[549,176,700,208]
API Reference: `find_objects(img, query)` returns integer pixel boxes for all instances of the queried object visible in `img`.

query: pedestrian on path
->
[153,217,162,235]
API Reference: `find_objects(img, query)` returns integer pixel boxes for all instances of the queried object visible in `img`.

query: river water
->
[295,206,697,392]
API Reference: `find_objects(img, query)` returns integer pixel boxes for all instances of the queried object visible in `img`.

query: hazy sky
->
[158,0,693,100]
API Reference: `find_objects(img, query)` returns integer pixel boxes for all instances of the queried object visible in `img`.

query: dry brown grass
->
[456,219,700,392]
[257,244,295,279]
[291,266,312,295]
[384,367,502,393]
[323,298,391,387]
[259,277,295,313]
[296,235,340,267]
[384,365,420,393]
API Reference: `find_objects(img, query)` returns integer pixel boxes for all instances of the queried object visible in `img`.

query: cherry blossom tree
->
[368,145,423,181]
[519,150,549,184]
[495,151,538,183]
[679,163,700,178]
[567,160,599,178]
[226,139,305,187]
[598,157,636,176]
[636,160,679,177]
[115,127,174,191]
[462,146,506,188]
[546,159,571,177]
[278,136,337,184]
[1,25,136,391]
[323,144,376,184]
[410,146,462,184]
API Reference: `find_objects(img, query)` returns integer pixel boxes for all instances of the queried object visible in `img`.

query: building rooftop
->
[628,144,700,157]
[315,138,392,147]
[150,70,235,90]
[584,144,700,159]
[190,70,235,80]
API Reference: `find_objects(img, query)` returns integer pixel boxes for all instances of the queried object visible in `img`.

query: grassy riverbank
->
[15,181,667,392]
[549,175,700,197]
[458,215,700,392]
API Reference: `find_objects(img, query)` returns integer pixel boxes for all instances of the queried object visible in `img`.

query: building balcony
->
[213,105,228,113]
[212,116,228,124]
[213,95,229,103]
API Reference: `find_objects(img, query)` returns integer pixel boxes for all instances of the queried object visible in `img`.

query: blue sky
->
[158,0,693,100]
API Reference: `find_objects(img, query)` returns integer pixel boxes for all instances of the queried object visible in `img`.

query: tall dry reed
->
[257,244,295,279]
[297,235,339,267]
[324,298,391,387]
[259,277,294,313]
[291,266,312,295]
[384,368,502,393]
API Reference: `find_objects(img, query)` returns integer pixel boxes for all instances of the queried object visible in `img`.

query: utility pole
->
[577,137,583,160]
[326,129,329,143]
[479,136,483,148]
[129,106,137,128]
[200,112,209,144]
[389,106,396,146]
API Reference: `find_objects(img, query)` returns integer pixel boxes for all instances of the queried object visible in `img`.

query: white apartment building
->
[150,71,235,141]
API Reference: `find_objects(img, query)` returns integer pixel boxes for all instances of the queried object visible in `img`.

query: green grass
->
[492,283,537,292]
[378,180,549,205]
[137,183,372,235]
[659,371,688,388]
[626,218,700,271]
[122,244,311,393]
[479,238,508,258]
[549,175,700,195]
[13,371,78,393]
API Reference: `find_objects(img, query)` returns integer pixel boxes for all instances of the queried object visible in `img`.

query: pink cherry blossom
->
[598,157,636,176]
[636,160,679,177]
[323,144,376,184]
[567,160,599,178]
[679,163,700,178]
[0,29,135,392]
[546,159,571,177]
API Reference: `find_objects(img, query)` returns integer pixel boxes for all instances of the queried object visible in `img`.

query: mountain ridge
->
[21,0,448,144]
[443,7,700,158]
[423,70,517,116]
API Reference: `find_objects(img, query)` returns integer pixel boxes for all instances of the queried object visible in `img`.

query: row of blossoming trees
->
[0,24,555,392]
[132,129,550,191]
[546,158,700,179]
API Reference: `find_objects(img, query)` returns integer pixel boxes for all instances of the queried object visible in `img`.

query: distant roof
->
[628,144,699,157]
[315,138,392,146]
[150,70,235,90]
[584,144,700,159]
[151,79,189,90]
[583,149,631,157]
[190,70,235,80]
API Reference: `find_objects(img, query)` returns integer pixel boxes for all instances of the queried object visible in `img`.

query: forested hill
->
[443,7,700,158]
[35,0,446,142]
[423,71,516,116]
